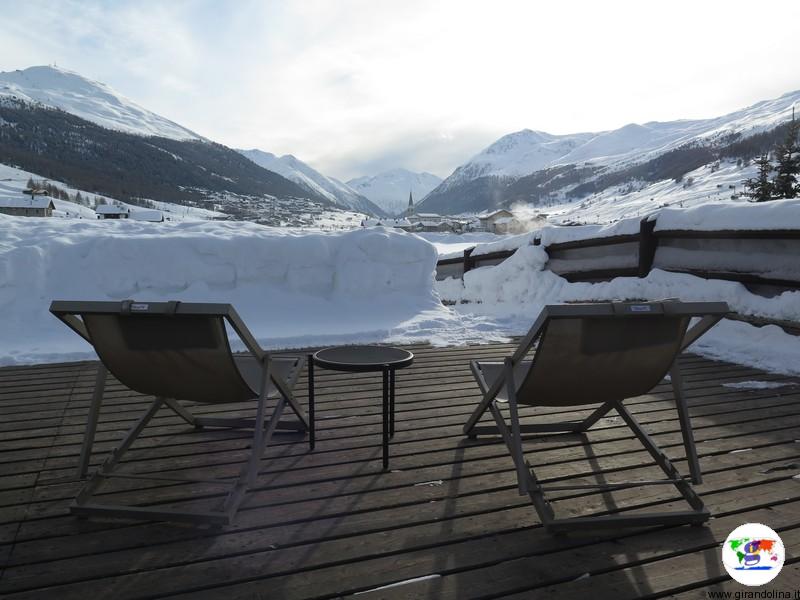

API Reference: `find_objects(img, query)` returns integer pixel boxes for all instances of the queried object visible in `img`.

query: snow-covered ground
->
[414,231,503,256]
[2,199,799,377]
[547,159,757,224]
[0,218,504,365]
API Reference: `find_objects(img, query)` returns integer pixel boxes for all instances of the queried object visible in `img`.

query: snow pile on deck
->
[0,218,488,365]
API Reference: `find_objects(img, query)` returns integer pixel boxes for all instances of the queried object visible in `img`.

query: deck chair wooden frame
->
[51,300,311,526]
[463,300,729,534]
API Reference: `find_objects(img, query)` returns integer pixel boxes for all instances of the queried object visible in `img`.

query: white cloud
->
[1,0,800,180]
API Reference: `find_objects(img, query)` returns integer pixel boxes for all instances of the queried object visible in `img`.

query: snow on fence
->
[436,201,800,294]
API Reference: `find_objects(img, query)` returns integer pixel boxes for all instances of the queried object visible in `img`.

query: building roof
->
[480,209,514,220]
[0,197,55,209]
[130,209,164,222]
[95,204,130,215]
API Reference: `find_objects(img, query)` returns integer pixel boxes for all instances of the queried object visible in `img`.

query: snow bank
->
[538,217,641,246]
[654,198,800,232]
[415,232,502,257]
[438,244,800,375]
[0,218,485,365]
[436,218,641,261]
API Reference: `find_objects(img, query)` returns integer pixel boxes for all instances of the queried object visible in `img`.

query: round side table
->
[309,345,414,469]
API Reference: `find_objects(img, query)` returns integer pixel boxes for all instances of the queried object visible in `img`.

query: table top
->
[312,345,414,372]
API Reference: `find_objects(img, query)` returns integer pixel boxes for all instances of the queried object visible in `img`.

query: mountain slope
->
[0,65,201,140]
[347,168,442,216]
[238,149,384,216]
[421,89,800,214]
[0,99,332,216]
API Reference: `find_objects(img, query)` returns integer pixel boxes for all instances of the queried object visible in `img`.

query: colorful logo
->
[722,523,784,586]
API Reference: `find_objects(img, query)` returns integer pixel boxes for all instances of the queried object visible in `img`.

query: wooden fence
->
[436,218,800,296]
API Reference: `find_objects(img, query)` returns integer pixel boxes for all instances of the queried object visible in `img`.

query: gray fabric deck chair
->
[463,300,729,534]
[50,300,310,526]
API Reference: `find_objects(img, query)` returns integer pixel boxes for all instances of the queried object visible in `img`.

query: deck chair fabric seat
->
[463,300,729,534]
[472,360,533,403]
[234,355,302,400]
[50,299,311,526]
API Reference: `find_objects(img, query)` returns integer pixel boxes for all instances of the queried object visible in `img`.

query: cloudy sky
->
[2,0,800,180]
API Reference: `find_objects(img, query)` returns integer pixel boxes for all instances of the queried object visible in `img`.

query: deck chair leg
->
[575,402,614,432]
[614,401,706,512]
[488,401,554,525]
[163,397,196,427]
[670,364,702,484]
[73,397,165,506]
[246,356,271,486]
[271,362,310,432]
[464,360,499,436]
[77,364,107,479]
[223,397,287,515]
[504,358,529,495]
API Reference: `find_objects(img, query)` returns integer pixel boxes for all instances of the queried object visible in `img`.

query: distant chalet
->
[95,205,130,219]
[95,205,164,222]
[0,196,55,217]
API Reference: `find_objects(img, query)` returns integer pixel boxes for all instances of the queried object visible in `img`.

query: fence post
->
[463,247,475,275]
[638,217,658,278]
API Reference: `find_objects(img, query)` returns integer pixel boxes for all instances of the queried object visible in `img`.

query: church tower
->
[405,190,414,217]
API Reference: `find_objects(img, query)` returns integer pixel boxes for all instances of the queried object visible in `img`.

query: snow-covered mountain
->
[347,168,443,216]
[238,149,384,216]
[0,66,362,224]
[0,65,201,140]
[421,89,800,214]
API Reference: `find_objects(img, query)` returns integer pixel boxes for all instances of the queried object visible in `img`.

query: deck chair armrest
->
[511,309,549,363]
[49,305,92,344]
[680,314,726,353]
[274,354,306,388]
[225,308,266,361]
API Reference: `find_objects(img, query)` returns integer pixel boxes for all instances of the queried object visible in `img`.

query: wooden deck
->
[1,342,799,599]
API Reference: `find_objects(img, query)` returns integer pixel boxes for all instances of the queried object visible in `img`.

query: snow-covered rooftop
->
[130,209,163,222]
[95,205,130,215]
[0,197,54,209]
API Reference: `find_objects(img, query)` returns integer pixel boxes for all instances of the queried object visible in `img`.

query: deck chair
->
[50,300,311,526]
[463,300,729,533]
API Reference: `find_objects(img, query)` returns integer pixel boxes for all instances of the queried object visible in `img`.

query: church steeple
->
[405,189,414,217]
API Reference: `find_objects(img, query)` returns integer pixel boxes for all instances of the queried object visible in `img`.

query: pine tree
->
[26,177,35,190]
[75,191,84,205]
[744,154,774,202]
[772,117,800,199]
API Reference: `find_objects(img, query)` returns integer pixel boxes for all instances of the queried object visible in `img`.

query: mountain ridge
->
[347,168,442,216]
[0,65,202,141]
[420,88,800,214]
[238,149,385,216]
